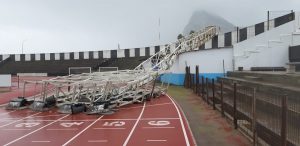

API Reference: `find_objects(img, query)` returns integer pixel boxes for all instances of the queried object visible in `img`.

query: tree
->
[177,34,184,40]
[189,30,195,34]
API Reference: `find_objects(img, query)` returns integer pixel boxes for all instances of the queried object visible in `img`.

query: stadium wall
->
[160,12,297,85]
[161,48,233,85]
[0,12,296,78]
[233,12,300,70]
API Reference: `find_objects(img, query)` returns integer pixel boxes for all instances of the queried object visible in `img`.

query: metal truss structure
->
[6,26,217,114]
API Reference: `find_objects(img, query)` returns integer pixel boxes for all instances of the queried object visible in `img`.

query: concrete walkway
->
[167,86,251,146]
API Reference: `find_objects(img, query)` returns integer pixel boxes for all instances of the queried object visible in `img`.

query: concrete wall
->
[161,48,233,85]
[0,74,11,87]
[233,17,300,70]
[0,46,161,62]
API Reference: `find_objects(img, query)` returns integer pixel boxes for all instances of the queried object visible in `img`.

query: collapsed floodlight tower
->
[7,26,217,114]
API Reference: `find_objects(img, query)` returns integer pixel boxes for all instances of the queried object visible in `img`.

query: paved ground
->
[0,95,195,146]
[167,85,252,146]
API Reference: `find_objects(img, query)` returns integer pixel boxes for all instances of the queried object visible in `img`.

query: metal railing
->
[185,65,300,146]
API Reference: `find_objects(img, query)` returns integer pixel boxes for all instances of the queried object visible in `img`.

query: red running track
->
[0,95,196,146]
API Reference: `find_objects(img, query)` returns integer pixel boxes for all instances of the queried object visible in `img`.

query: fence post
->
[17,75,20,89]
[281,95,287,146]
[206,78,209,104]
[221,80,225,117]
[190,74,193,89]
[252,88,257,146]
[196,66,199,94]
[184,66,188,88]
[201,76,205,97]
[188,66,191,88]
[233,82,238,129]
[212,78,216,110]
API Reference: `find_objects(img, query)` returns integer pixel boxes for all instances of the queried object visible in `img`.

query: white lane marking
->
[0,118,179,122]
[142,126,175,129]
[3,114,70,146]
[120,102,172,110]
[0,110,17,115]
[46,128,78,131]
[148,120,170,126]
[62,115,104,146]
[141,117,179,120]
[60,122,84,127]
[32,115,62,118]
[88,140,108,143]
[0,112,41,128]
[101,119,135,121]
[122,102,146,146]
[93,127,126,130]
[146,139,167,142]
[167,94,190,146]
[15,122,40,128]
[31,141,51,143]
[2,129,31,131]
[173,95,198,145]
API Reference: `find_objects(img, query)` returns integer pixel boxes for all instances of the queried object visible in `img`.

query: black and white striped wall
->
[204,12,295,49]
[0,12,294,62]
[0,45,167,62]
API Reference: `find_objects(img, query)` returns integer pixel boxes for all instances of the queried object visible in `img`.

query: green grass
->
[167,85,190,99]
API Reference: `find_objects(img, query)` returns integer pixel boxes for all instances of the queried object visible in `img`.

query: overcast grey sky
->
[0,0,299,54]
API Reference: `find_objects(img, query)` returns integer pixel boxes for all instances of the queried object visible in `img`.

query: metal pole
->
[233,82,238,129]
[281,95,287,146]
[196,65,199,94]
[22,82,26,97]
[212,78,216,110]
[206,78,209,104]
[150,74,158,98]
[17,75,20,89]
[201,76,205,97]
[21,39,27,54]
[252,88,257,146]
[267,11,270,31]
[236,27,239,43]
[223,59,226,77]
[221,80,224,117]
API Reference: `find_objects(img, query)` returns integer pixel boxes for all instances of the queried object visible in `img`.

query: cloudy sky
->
[0,0,299,54]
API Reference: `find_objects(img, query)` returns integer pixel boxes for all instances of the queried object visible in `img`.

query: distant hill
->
[183,11,235,35]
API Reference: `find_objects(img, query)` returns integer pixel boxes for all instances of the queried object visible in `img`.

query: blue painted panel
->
[160,73,225,86]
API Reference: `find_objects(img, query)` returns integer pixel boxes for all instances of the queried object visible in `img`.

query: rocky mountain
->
[183,11,235,35]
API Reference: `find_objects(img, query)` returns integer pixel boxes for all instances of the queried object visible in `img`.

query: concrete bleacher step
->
[219,76,300,104]
[227,71,300,88]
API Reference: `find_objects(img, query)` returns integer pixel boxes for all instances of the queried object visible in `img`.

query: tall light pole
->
[21,39,27,54]
[158,17,161,42]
